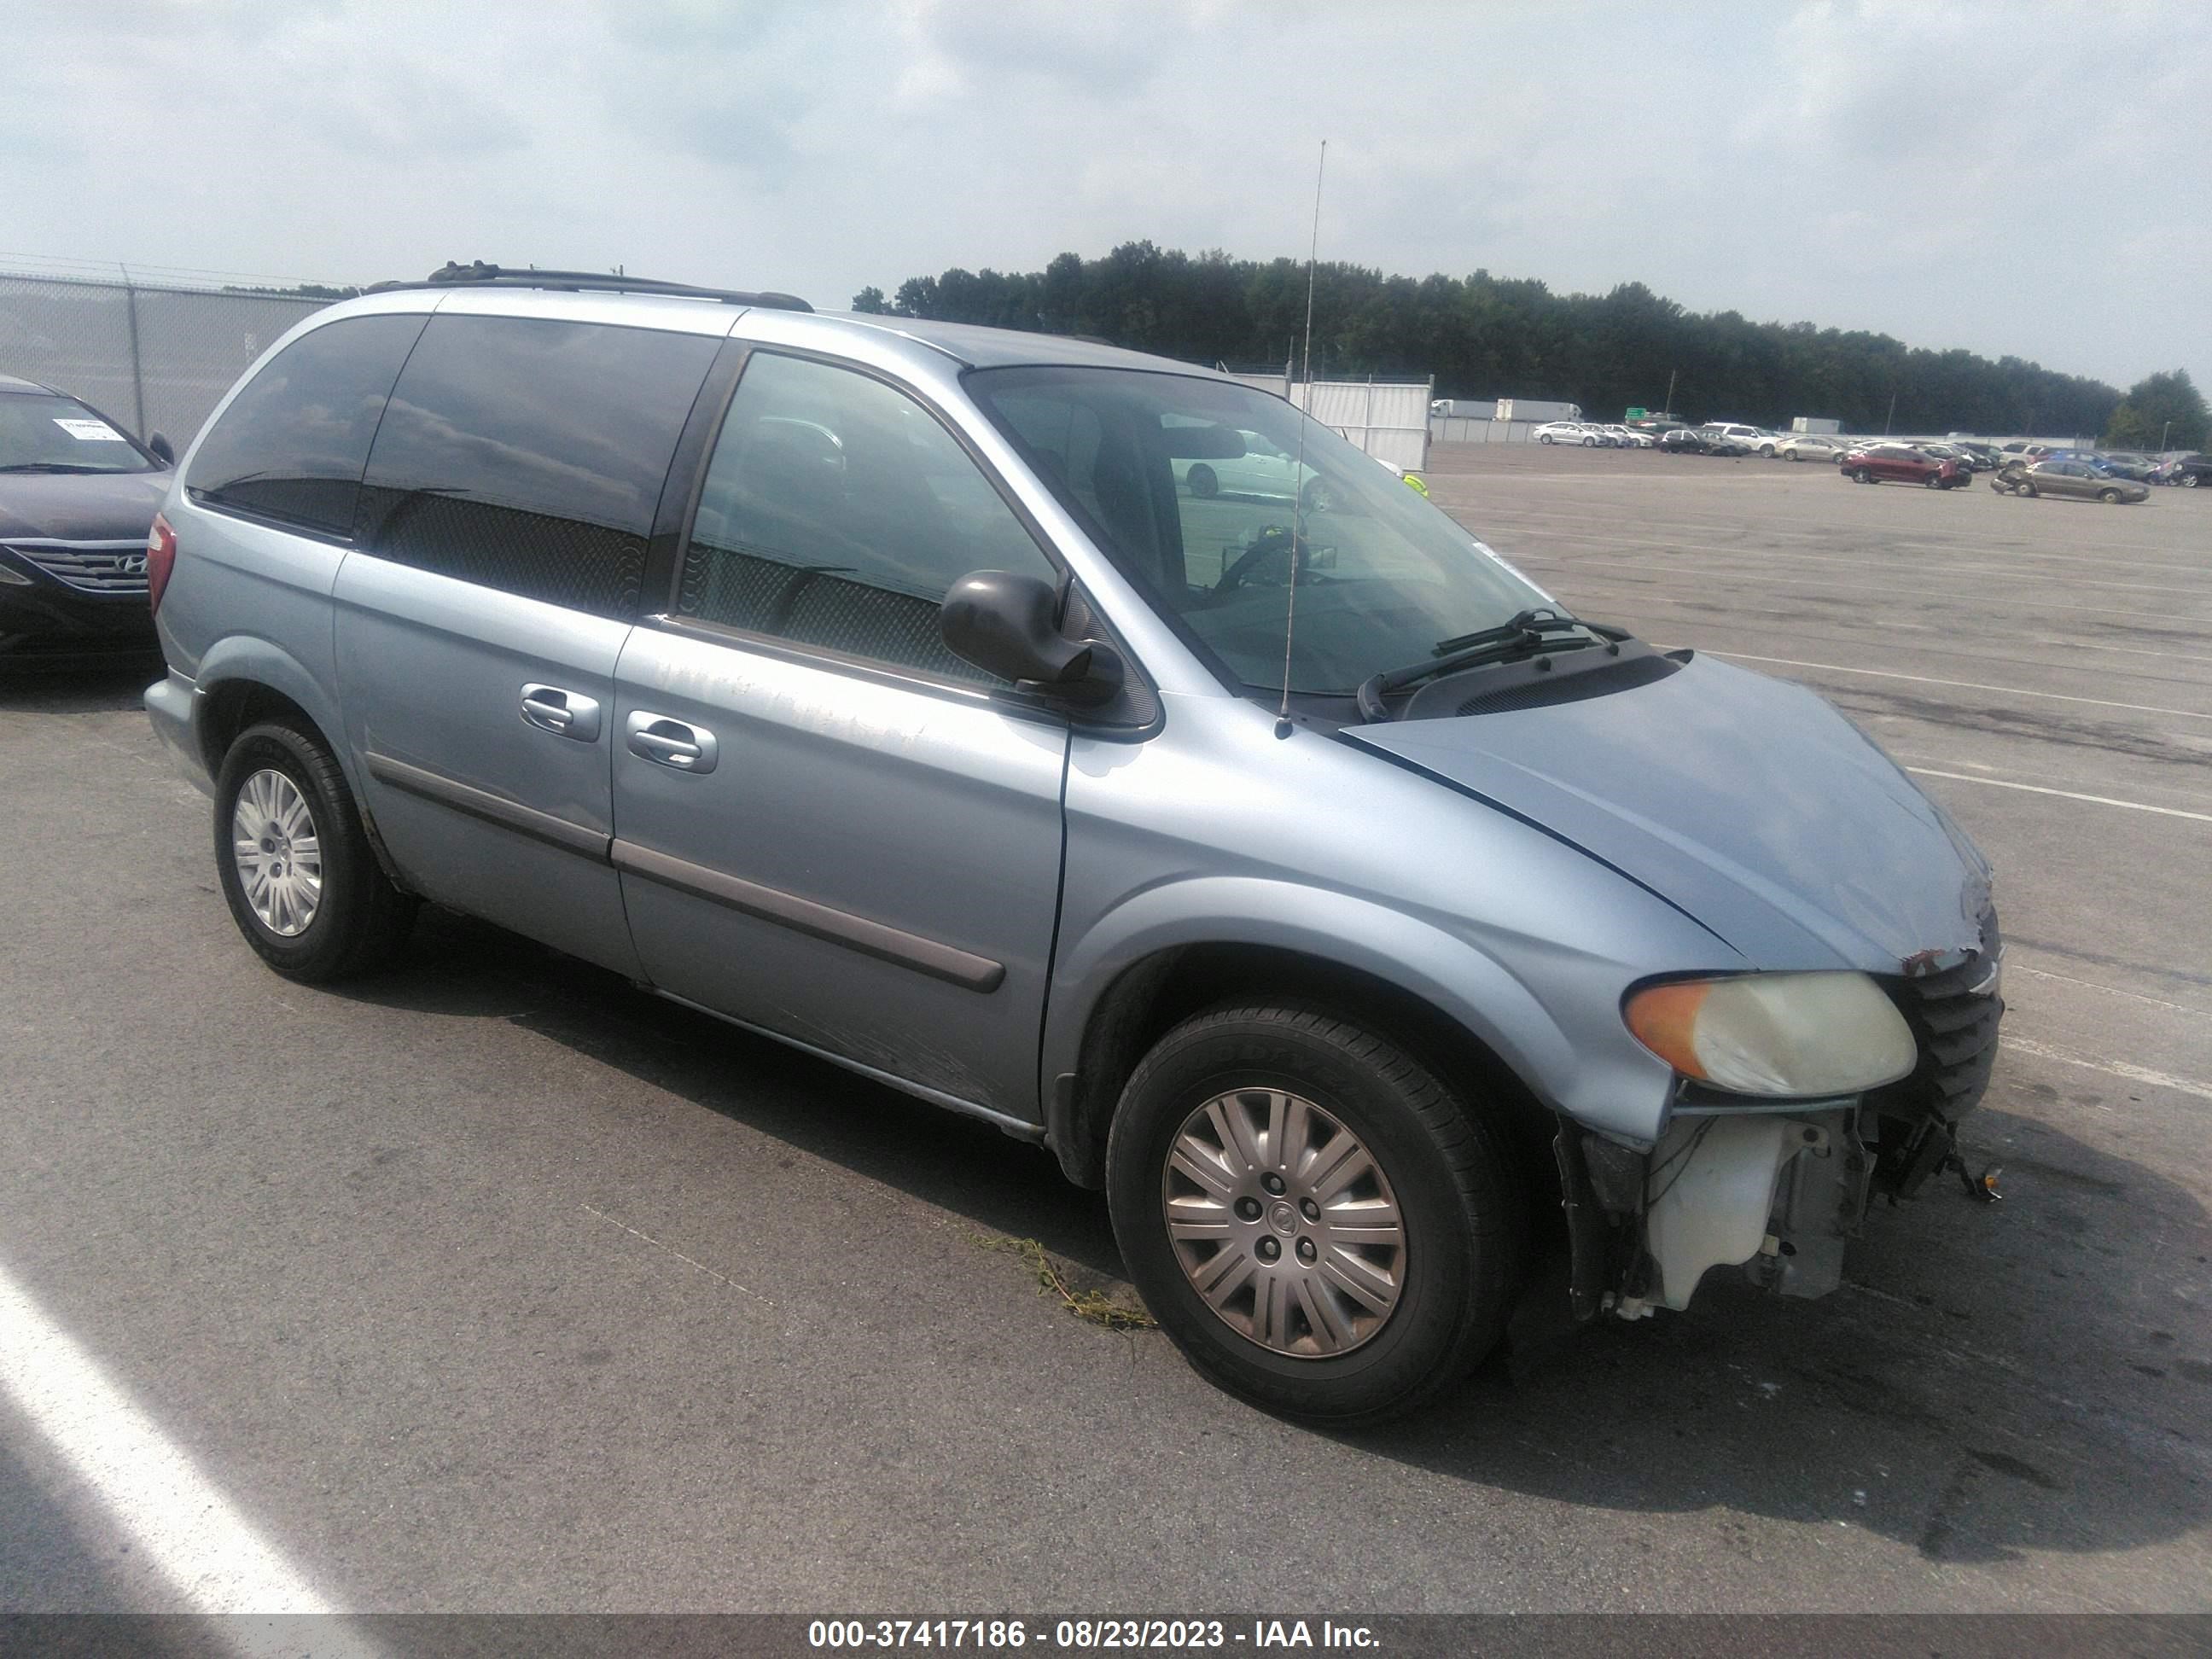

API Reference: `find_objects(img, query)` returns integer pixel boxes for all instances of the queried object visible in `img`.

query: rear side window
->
[354,315,719,619]
[185,315,428,537]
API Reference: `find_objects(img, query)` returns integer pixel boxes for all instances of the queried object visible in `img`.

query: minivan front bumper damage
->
[1555,911,2005,1321]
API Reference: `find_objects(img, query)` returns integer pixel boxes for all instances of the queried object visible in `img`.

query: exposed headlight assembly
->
[1624,972,1917,1097]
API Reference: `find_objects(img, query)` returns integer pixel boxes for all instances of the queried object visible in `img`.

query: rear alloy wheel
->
[1539,434,1554,445]
[1106,1002,1524,1423]
[1582,436,1597,447]
[214,719,416,981]
[2019,481,2038,498]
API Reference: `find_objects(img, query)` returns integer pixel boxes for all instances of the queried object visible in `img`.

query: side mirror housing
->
[940,570,1122,704]
[147,432,176,466]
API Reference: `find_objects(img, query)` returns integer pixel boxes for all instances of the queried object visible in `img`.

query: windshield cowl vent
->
[1404,648,1679,722]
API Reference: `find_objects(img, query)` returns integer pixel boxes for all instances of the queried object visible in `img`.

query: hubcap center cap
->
[1266,1199,1299,1236]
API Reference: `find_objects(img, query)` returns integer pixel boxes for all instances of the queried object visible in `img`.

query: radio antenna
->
[1276,139,1326,740]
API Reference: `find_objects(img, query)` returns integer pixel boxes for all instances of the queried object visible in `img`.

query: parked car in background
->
[1773,433,1849,463]
[1602,424,1652,448]
[1947,440,2000,469]
[0,373,175,664]
[2150,453,2207,487]
[2089,452,2157,481]
[1703,422,1771,451]
[1175,425,1328,507]
[143,265,2007,1423]
[1992,459,2149,504]
[1657,428,1714,454]
[1534,421,1609,446]
[1919,443,1988,473]
[1842,445,1965,488]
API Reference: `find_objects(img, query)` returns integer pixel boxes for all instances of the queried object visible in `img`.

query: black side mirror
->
[147,432,176,466]
[940,570,1122,704]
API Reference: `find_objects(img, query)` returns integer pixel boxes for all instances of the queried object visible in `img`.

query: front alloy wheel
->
[1106,1002,1524,1423]
[1162,1087,1406,1356]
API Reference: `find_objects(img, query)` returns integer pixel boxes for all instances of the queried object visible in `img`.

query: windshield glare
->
[965,365,1551,696]
[0,392,157,474]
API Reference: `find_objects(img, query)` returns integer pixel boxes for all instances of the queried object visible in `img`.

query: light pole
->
[1884,390,1897,437]
[1663,368,1677,419]
[2161,420,2172,456]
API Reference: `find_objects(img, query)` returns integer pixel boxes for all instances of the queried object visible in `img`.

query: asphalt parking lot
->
[2,444,2208,1617]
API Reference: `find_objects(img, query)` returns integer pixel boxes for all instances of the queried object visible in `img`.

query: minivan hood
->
[1343,654,1991,971]
[0,470,169,544]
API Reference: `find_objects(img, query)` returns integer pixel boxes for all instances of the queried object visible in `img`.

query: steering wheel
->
[1214,525,1325,594]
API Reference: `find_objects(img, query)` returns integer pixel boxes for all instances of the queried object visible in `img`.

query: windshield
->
[0,392,158,474]
[964,365,1551,696]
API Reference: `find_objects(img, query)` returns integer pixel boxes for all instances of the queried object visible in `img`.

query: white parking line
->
[1706,651,2212,722]
[2005,1037,2212,1104]
[0,1258,335,1614]
[1505,552,2212,629]
[2011,963,2212,1019]
[1905,768,2212,822]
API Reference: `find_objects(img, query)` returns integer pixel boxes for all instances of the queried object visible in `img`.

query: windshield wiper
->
[1354,608,1609,721]
[0,462,108,474]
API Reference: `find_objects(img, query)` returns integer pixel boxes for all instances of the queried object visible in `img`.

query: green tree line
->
[853,242,2151,439]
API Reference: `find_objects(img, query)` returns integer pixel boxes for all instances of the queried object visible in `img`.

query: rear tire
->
[1105,1002,1526,1424]
[2019,481,2037,498]
[1924,472,1941,489]
[1188,463,1218,499]
[2183,472,2201,488]
[213,720,416,982]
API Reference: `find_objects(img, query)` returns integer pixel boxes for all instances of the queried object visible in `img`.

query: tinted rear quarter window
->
[354,315,719,618]
[185,314,429,536]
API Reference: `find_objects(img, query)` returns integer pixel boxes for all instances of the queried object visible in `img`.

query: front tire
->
[1854,467,1873,484]
[213,720,416,982]
[2098,487,2122,504]
[1105,1003,1525,1424]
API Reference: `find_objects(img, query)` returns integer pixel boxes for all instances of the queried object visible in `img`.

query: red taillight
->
[146,514,177,614]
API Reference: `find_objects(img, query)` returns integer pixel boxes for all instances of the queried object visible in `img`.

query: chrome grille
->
[5,541,149,594]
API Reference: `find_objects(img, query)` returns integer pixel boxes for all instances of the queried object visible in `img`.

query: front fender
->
[1042,876,1677,1146]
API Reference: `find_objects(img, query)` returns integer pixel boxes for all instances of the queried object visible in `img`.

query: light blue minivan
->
[145,265,2002,1421]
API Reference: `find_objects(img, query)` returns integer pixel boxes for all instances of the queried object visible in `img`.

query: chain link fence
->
[0,265,340,447]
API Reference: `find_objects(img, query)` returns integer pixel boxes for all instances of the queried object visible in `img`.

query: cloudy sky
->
[7,0,2207,392]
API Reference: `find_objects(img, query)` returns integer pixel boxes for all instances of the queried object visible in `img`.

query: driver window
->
[678,351,1058,681]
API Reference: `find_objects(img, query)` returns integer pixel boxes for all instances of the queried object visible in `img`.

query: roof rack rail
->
[362,261,812,312]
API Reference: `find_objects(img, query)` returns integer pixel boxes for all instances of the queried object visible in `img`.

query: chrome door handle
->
[626,711,718,774]
[521,684,602,742]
